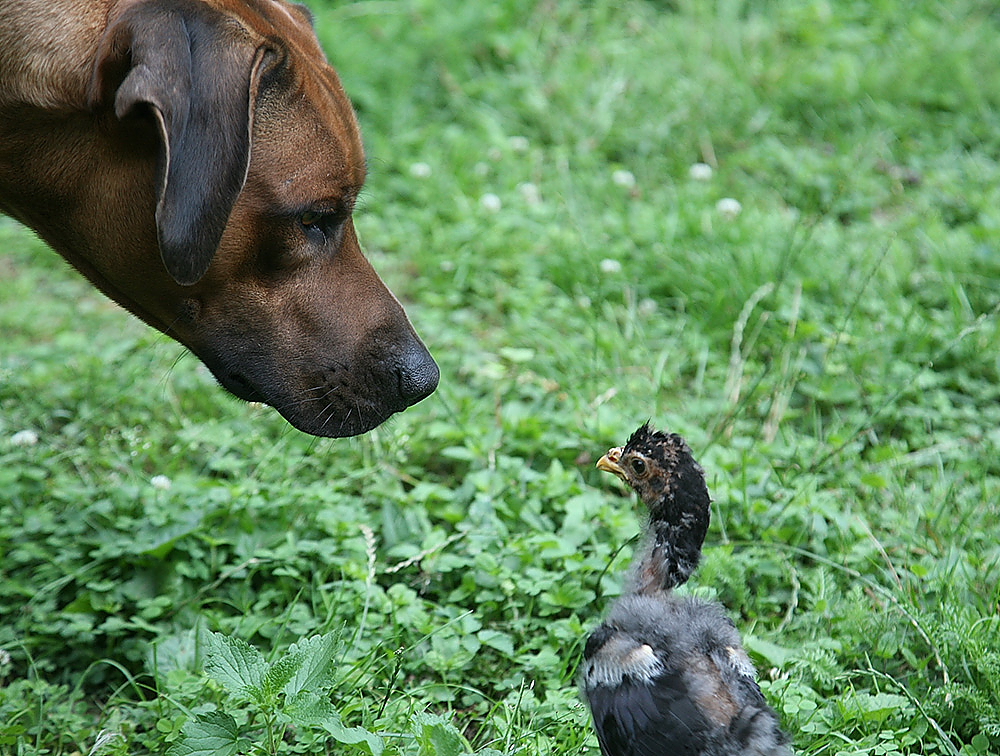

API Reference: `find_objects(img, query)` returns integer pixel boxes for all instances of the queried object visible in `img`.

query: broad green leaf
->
[840,692,911,722]
[167,711,241,756]
[261,650,304,702]
[971,734,991,754]
[204,633,267,703]
[476,629,514,656]
[742,635,796,669]
[414,712,467,756]
[284,689,336,726]
[860,472,888,489]
[323,716,384,756]
[286,691,384,756]
[282,632,340,698]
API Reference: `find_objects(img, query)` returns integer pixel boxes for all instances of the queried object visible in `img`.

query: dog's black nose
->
[397,345,439,405]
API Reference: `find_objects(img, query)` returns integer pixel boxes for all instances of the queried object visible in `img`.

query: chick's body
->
[583,424,791,756]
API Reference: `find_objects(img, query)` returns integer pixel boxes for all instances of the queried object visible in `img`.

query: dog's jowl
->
[0,0,439,437]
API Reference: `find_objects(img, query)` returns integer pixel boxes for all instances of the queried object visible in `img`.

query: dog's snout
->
[397,344,439,406]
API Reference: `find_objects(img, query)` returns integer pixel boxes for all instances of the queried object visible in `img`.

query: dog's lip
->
[201,349,435,436]
[221,371,267,403]
[216,367,396,435]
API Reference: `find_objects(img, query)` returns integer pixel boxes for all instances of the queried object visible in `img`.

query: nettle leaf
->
[204,633,267,703]
[283,632,340,698]
[261,651,304,701]
[414,712,467,756]
[284,689,336,726]
[286,691,384,755]
[167,711,242,756]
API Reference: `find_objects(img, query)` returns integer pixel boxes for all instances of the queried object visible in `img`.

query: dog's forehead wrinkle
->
[234,0,318,46]
[253,64,364,174]
[247,158,359,214]
[263,0,299,25]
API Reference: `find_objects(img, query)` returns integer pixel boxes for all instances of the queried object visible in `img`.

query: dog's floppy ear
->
[90,1,271,285]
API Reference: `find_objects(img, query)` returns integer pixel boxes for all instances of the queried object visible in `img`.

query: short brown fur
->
[0,0,438,437]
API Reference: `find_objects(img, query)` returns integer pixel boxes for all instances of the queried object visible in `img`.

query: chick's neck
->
[628,508,709,594]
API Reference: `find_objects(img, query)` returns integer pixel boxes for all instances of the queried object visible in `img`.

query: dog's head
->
[85,0,438,436]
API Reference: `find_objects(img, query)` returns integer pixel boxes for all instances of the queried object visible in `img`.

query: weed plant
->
[1,0,999,754]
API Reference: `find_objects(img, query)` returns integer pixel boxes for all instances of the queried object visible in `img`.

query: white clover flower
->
[716,197,742,219]
[10,429,39,446]
[612,169,636,188]
[409,161,432,178]
[480,193,503,212]
[599,258,622,274]
[517,182,541,206]
[509,135,530,152]
[150,474,172,491]
[689,162,713,180]
[638,298,658,317]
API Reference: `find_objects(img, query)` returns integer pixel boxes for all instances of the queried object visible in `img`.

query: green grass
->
[2,0,999,753]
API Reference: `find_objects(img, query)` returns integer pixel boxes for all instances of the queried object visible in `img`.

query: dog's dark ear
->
[90,1,271,285]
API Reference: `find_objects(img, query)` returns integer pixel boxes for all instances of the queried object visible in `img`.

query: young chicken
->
[583,423,791,756]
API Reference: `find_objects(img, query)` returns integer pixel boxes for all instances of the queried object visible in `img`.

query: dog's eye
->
[300,210,323,228]
[298,209,346,247]
[299,210,330,238]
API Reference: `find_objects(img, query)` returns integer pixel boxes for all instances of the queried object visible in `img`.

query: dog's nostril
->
[397,347,439,405]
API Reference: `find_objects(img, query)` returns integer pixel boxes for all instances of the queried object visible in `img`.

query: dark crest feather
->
[623,421,695,464]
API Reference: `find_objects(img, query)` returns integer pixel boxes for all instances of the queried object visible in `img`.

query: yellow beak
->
[596,446,626,480]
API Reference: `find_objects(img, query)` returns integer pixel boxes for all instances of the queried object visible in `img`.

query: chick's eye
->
[629,457,647,476]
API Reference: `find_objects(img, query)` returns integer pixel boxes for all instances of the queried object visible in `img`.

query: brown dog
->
[0,0,438,437]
